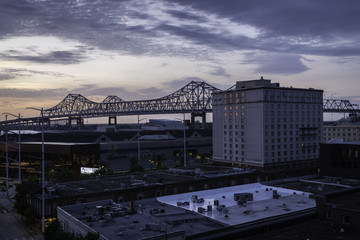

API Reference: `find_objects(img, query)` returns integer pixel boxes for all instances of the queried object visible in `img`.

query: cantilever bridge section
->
[0,81,359,128]
[1,81,220,127]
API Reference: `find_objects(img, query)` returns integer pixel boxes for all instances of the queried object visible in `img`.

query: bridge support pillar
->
[68,117,83,128]
[76,117,83,129]
[108,116,117,126]
[191,112,206,124]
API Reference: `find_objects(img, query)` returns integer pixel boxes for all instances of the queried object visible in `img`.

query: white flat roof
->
[157,183,315,226]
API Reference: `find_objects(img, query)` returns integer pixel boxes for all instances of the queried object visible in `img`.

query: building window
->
[343,215,350,224]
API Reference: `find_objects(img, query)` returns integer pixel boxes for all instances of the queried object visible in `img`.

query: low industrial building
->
[0,128,212,177]
[316,187,360,230]
[320,140,360,180]
[58,183,316,240]
[29,167,260,217]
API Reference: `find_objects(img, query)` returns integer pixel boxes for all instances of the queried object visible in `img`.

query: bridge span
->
[0,81,359,128]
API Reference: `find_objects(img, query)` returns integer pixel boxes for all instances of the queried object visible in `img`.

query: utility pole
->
[27,107,45,233]
[175,113,187,167]
[5,115,8,197]
[2,112,22,184]
[137,116,146,166]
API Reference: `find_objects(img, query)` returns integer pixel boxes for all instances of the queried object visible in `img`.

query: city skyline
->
[1,0,360,120]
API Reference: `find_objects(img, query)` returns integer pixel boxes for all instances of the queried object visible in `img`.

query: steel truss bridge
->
[0,81,359,128]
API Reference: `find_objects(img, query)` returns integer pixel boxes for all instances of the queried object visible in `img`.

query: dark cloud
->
[208,66,231,78]
[165,9,207,22]
[170,0,360,37]
[154,23,251,51]
[0,73,15,81]
[245,53,310,75]
[0,0,359,76]
[0,68,71,79]
[0,48,88,64]
[168,0,360,57]
[0,88,68,98]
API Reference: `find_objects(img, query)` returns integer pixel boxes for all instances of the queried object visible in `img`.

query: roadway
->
[0,182,41,240]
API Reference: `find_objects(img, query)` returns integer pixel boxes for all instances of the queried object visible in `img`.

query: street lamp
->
[175,113,186,167]
[2,112,22,184]
[2,114,9,197]
[137,116,147,166]
[27,107,45,233]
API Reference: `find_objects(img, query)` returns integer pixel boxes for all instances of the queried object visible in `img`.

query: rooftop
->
[157,183,315,226]
[42,171,193,198]
[59,200,186,240]
[59,182,317,239]
[323,187,360,210]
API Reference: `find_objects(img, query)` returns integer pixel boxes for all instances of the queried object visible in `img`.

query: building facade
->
[320,141,360,180]
[213,78,323,169]
[323,123,360,142]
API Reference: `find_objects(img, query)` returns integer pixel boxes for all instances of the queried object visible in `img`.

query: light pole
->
[2,112,22,184]
[27,107,45,233]
[4,114,8,197]
[137,116,147,166]
[175,113,186,167]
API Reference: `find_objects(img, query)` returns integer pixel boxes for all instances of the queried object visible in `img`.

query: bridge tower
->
[68,117,83,129]
[108,116,117,126]
[191,112,206,124]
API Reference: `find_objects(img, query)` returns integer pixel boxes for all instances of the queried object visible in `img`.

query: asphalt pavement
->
[0,181,43,240]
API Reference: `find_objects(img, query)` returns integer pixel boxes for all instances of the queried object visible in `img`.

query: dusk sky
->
[1,0,360,121]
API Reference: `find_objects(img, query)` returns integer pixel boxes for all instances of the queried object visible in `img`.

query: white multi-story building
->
[212,78,323,169]
[323,122,360,142]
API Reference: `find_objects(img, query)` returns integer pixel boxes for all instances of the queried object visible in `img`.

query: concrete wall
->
[58,206,109,240]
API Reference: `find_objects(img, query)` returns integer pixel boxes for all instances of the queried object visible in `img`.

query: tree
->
[14,182,30,219]
[153,154,168,170]
[45,220,99,240]
[129,156,144,172]
[94,166,114,176]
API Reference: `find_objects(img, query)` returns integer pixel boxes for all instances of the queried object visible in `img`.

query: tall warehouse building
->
[212,77,323,170]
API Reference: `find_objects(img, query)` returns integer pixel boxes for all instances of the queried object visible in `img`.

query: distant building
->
[320,141,360,180]
[323,122,360,142]
[212,77,323,169]
[316,187,360,230]
[144,119,186,130]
